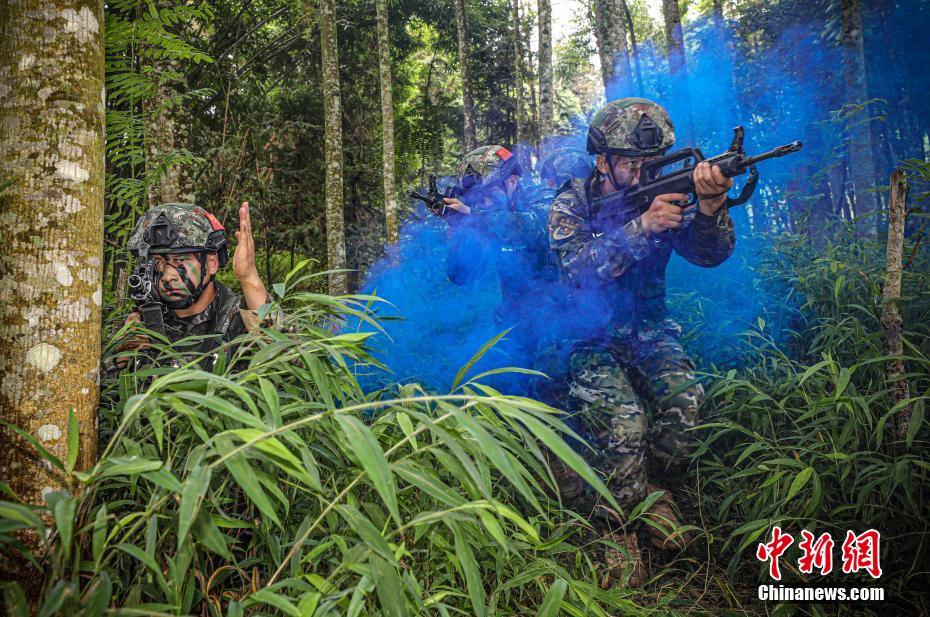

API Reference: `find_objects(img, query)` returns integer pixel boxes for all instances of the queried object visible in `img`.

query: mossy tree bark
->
[0,0,104,506]
[538,0,553,138]
[318,0,347,295]
[453,0,477,152]
[376,0,398,244]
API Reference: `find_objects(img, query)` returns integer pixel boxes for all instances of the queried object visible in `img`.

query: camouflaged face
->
[591,98,676,155]
[458,145,518,188]
[541,148,594,185]
[127,203,224,254]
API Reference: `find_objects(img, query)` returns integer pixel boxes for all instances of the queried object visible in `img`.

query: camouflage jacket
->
[548,176,735,335]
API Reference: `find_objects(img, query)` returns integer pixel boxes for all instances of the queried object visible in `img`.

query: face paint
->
[156,254,207,303]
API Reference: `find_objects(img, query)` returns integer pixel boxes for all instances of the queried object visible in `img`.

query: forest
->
[0,0,929,614]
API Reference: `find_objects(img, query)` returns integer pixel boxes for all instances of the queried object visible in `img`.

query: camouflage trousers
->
[546,319,702,511]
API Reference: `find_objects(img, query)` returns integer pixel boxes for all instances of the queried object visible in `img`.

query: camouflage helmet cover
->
[457,145,522,192]
[540,147,594,185]
[127,203,228,266]
[587,97,676,156]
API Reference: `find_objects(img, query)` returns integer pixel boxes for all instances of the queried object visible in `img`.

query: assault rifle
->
[126,240,167,337]
[408,174,463,217]
[592,126,803,226]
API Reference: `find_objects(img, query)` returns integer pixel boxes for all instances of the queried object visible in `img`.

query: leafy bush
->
[686,226,930,607]
[1,266,665,616]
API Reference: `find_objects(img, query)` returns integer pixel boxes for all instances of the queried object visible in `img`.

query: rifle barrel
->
[743,141,803,167]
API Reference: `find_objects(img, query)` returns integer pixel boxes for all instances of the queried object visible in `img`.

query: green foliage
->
[2,268,659,616]
[687,227,930,601]
[104,0,214,275]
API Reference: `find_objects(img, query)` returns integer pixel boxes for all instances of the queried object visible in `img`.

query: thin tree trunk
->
[375,0,398,244]
[882,170,911,441]
[538,0,553,137]
[841,0,879,235]
[0,0,104,518]
[662,0,694,142]
[620,0,643,94]
[591,0,612,93]
[512,0,524,144]
[453,0,477,151]
[318,0,347,294]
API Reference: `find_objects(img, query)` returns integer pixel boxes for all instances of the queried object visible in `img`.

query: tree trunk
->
[841,0,879,235]
[144,53,195,207]
[375,0,398,244]
[882,170,911,441]
[620,0,644,94]
[661,0,694,142]
[512,0,524,145]
[318,0,347,295]
[591,0,612,93]
[607,0,632,90]
[538,0,553,137]
[453,0,477,152]
[0,0,104,509]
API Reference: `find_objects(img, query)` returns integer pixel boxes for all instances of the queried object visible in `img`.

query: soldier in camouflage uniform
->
[546,98,736,581]
[436,145,554,370]
[112,201,271,371]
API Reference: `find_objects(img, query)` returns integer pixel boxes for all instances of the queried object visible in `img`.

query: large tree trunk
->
[0,0,104,510]
[661,0,694,142]
[511,0,524,144]
[841,0,879,235]
[453,0,477,152]
[318,0,347,294]
[538,0,553,137]
[375,0,398,244]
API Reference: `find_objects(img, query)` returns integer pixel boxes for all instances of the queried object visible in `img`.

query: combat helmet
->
[126,203,229,309]
[540,147,594,188]
[586,97,676,157]
[457,145,523,193]
[127,203,229,266]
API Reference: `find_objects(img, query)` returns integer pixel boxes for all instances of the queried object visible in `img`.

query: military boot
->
[600,530,647,588]
[643,482,693,551]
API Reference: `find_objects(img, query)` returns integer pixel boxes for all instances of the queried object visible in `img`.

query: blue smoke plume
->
[350,0,930,394]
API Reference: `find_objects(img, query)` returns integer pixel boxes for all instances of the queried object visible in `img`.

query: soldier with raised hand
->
[547,98,736,585]
[111,201,271,372]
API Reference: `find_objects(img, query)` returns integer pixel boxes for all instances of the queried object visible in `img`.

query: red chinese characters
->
[841,529,883,579]
[756,526,794,581]
[798,530,834,575]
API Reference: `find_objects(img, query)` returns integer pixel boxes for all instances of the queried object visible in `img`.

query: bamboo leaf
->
[536,579,567,617]
[335,414,400,526]
[178,465,211,547]
[66,409,79,474]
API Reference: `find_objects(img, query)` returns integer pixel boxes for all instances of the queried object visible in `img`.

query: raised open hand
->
[233,201,260,284]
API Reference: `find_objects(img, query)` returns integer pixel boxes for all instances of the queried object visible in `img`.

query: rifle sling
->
[728,166,759,207]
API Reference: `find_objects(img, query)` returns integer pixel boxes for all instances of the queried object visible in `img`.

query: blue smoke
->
[350,1,929,394]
